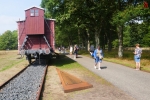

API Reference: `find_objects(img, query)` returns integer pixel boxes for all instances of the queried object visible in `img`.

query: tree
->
[0,30,18,50]
[41,0,117,50]
[112,1,150,57]
[41,0,150,55]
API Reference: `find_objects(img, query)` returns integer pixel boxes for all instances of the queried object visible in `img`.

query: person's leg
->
[138,62,140,70]
[70,52,72,57]
[75,52,77,58]
[74,52,76,59]
[135,62,138,69]
[94,58,98,69]
[94,63,97,69]
[138,58,141,70]
[136,58,140,70]
[136,62,140,70]
[98,62,101,70]
[134,56,137,69]
[135,57,139,70]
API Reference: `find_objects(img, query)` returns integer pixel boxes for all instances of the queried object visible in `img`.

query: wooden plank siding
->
[17,6,55,52]
[45,20,55,50]
[25,7,44,35]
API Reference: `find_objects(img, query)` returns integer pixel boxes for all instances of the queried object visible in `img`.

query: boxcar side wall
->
[45,20,55,51]
[50,20,55,50]
[17,21,26,52]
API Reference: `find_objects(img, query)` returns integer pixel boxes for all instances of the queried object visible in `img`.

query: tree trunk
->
[87,30,90,51]
[95,33,99,47]
[78,29,80,46]
[95,29,100,47]
[107,24,112,51]
[118,25,123,57]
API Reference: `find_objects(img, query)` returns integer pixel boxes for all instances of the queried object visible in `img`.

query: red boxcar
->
[17,6,56,64]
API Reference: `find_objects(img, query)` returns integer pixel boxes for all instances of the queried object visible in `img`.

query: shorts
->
[134,55,140,62]
[95,57,102,63]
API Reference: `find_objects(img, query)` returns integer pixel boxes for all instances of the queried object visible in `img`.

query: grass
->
[0,59,25,71]
[78,49,150,73]
[51,54,111,85]
[51,54,85,70]
[0,50,26,71]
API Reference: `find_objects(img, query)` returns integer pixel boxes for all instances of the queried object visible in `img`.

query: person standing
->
[58,47,61,53]
[93,45,104,70]
[133,44,142,70]
[70,45,73,57]
[74,45,78,59]
[89,45,95,57]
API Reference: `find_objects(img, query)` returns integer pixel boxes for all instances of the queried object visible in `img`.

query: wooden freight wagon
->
[17,6,56,64]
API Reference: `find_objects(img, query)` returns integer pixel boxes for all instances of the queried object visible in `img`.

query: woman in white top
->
[70,45,73,55]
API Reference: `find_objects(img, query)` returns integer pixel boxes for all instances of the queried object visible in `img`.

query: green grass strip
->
[0,59,25,72]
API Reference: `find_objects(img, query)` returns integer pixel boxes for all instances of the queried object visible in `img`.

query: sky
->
[0,0,42,34]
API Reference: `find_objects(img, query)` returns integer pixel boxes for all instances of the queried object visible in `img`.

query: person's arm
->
[133,49,136,54]
[93,49,97,59]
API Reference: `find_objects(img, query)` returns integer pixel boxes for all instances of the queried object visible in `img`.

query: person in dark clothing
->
[74,45,78,59]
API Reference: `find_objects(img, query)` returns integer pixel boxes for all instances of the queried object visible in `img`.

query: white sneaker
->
[98,68,101,70]
[94,66,97,69]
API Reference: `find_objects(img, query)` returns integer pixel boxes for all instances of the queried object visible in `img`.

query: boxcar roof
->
[25,6,44,11]
[45,18,56,21]
[16,20,25,23]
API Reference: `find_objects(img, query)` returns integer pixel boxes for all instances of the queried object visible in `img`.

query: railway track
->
[0,60,48,100]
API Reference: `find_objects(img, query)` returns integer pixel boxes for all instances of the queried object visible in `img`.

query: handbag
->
[99,55,103,59]
[136,54,141,59]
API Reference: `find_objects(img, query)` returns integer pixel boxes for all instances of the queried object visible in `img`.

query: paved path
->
[67,55,150,100]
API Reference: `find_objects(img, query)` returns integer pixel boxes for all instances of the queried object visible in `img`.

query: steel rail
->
[36,64,48,100]
[0,61,48,100]
[0,65,29,90]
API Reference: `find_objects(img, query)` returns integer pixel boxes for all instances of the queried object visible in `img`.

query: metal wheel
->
[27,54,31,64]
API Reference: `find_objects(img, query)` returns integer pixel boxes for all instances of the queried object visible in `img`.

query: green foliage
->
[123,25,131,47]
[129,23,147,46]
[142,26,150,46]
[111,5,150,26]
[0,30,18,50]
[111,2,150,54]
[112,39,119,48]
[41,0,150,50]
[41,0,117,48]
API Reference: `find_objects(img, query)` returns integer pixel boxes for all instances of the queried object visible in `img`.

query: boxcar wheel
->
[27,54,31,64]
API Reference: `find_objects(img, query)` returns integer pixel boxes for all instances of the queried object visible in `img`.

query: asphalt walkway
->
[67,55,150,100]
